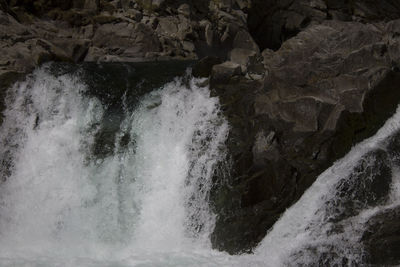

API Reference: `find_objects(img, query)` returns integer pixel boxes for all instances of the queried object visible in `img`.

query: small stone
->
[182,41,195,52]
[157,17,178,36]
[205,23,213,46]
[261,48,275,66]
[177,4,190,17]
[151,0,164,9]
[246,73,263,80]
[233,30,260,53]
[235,0,248,10]
[126,9,143,22]
[229,48,257,72]
[84,0,99,11]
[211,61,241,83]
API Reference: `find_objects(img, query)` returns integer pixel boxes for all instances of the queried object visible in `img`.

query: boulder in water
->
[210,19,400,254]
[362,207,400,265]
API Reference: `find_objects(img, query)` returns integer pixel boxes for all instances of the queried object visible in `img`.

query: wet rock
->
[204,22,214,46]
[177,3,190,17]
[0,70,25,125]
[232,30,259,53]
[209,19,400,254]
[120,0,136,10]
[157,16,178,36]
[90,22,161,60]
[151,0,165,10]
[235,0,249,11]
[125,9,143,22]
[325,149,392,223]
[229,48,257,73]
[362,206,400,265]
[2,0,248,67]
[248,0,400,51]
[211,61,241,83]
[84,0,99,11]
[4,0,400,258]
[192,56,222,78]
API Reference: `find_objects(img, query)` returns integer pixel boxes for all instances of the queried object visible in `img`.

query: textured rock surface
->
[0,0,252,83]
[362,206,400,265]
[360,131,400,266]
[209,19,400,254]
[248,0,400,50]
[2,0,400,262]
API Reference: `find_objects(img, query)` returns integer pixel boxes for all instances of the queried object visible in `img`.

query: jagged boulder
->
[211,61,241,83]
[248,0,400,51]
[192,56,222,78]
[210,19,400,254]
[362,206,400,265]
[89,21,161,61]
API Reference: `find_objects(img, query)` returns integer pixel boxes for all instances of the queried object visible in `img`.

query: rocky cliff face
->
[1,0,400,264]
[248,0,400,51]
[206,0,400,262]
[0,0,251,77]
[0,0,251,122]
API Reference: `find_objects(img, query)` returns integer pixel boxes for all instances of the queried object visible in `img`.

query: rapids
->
[0,63,399,266]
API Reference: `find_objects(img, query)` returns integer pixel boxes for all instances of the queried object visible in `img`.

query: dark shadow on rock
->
[248,0,400,51]
[209,20,400,254]
[362,206,400,265]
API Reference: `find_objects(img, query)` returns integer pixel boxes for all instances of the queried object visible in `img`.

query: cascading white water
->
[0,66,233,266]
[0,64,399,266]
[248,106,400,266]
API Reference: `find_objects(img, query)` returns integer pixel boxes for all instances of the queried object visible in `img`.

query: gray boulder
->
[89,22,161,61]
[232,30,259,53]
[248,0,400,51]
[209,19,400,254]
[211,61,241,83]
[362,206,400,265]
[229,48,257,72]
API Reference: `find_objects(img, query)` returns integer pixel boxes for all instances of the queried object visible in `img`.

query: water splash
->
[1,64,400,266]
[251,106,400,266]
[0,66,230,265]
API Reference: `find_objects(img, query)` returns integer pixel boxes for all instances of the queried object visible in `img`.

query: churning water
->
[0,63,399,266]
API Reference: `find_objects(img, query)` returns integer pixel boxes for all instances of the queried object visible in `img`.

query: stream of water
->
[0,63,399,266]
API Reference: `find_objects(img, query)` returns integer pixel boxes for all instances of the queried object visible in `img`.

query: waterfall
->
[0,63,399,266]
[0,65,231,266]
[250,107,400,266]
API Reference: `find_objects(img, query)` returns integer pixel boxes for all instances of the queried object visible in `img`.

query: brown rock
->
[211,61,241,83]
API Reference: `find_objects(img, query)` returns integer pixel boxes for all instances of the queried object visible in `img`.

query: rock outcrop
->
[360,130,400,265]
[248,0,400,51]
[0,0,252,75]
[209,18,400,254]
[2,0,400,263]
[0,0,253,121]
[362,206,400,265]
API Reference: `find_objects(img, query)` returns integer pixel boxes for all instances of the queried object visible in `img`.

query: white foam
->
[1,65,400,266]
[251,105,400,266]
[0,67,231,265]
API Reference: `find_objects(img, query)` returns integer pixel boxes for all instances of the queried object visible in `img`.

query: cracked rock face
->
[209,18,400,255]
[248,0,400,51]
[2,0,400,263]
[0,0,252,80]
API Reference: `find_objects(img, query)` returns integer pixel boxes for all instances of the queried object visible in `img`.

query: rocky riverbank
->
[0,0,251,79]
[209,18,400,255]
[1,0,400,264]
